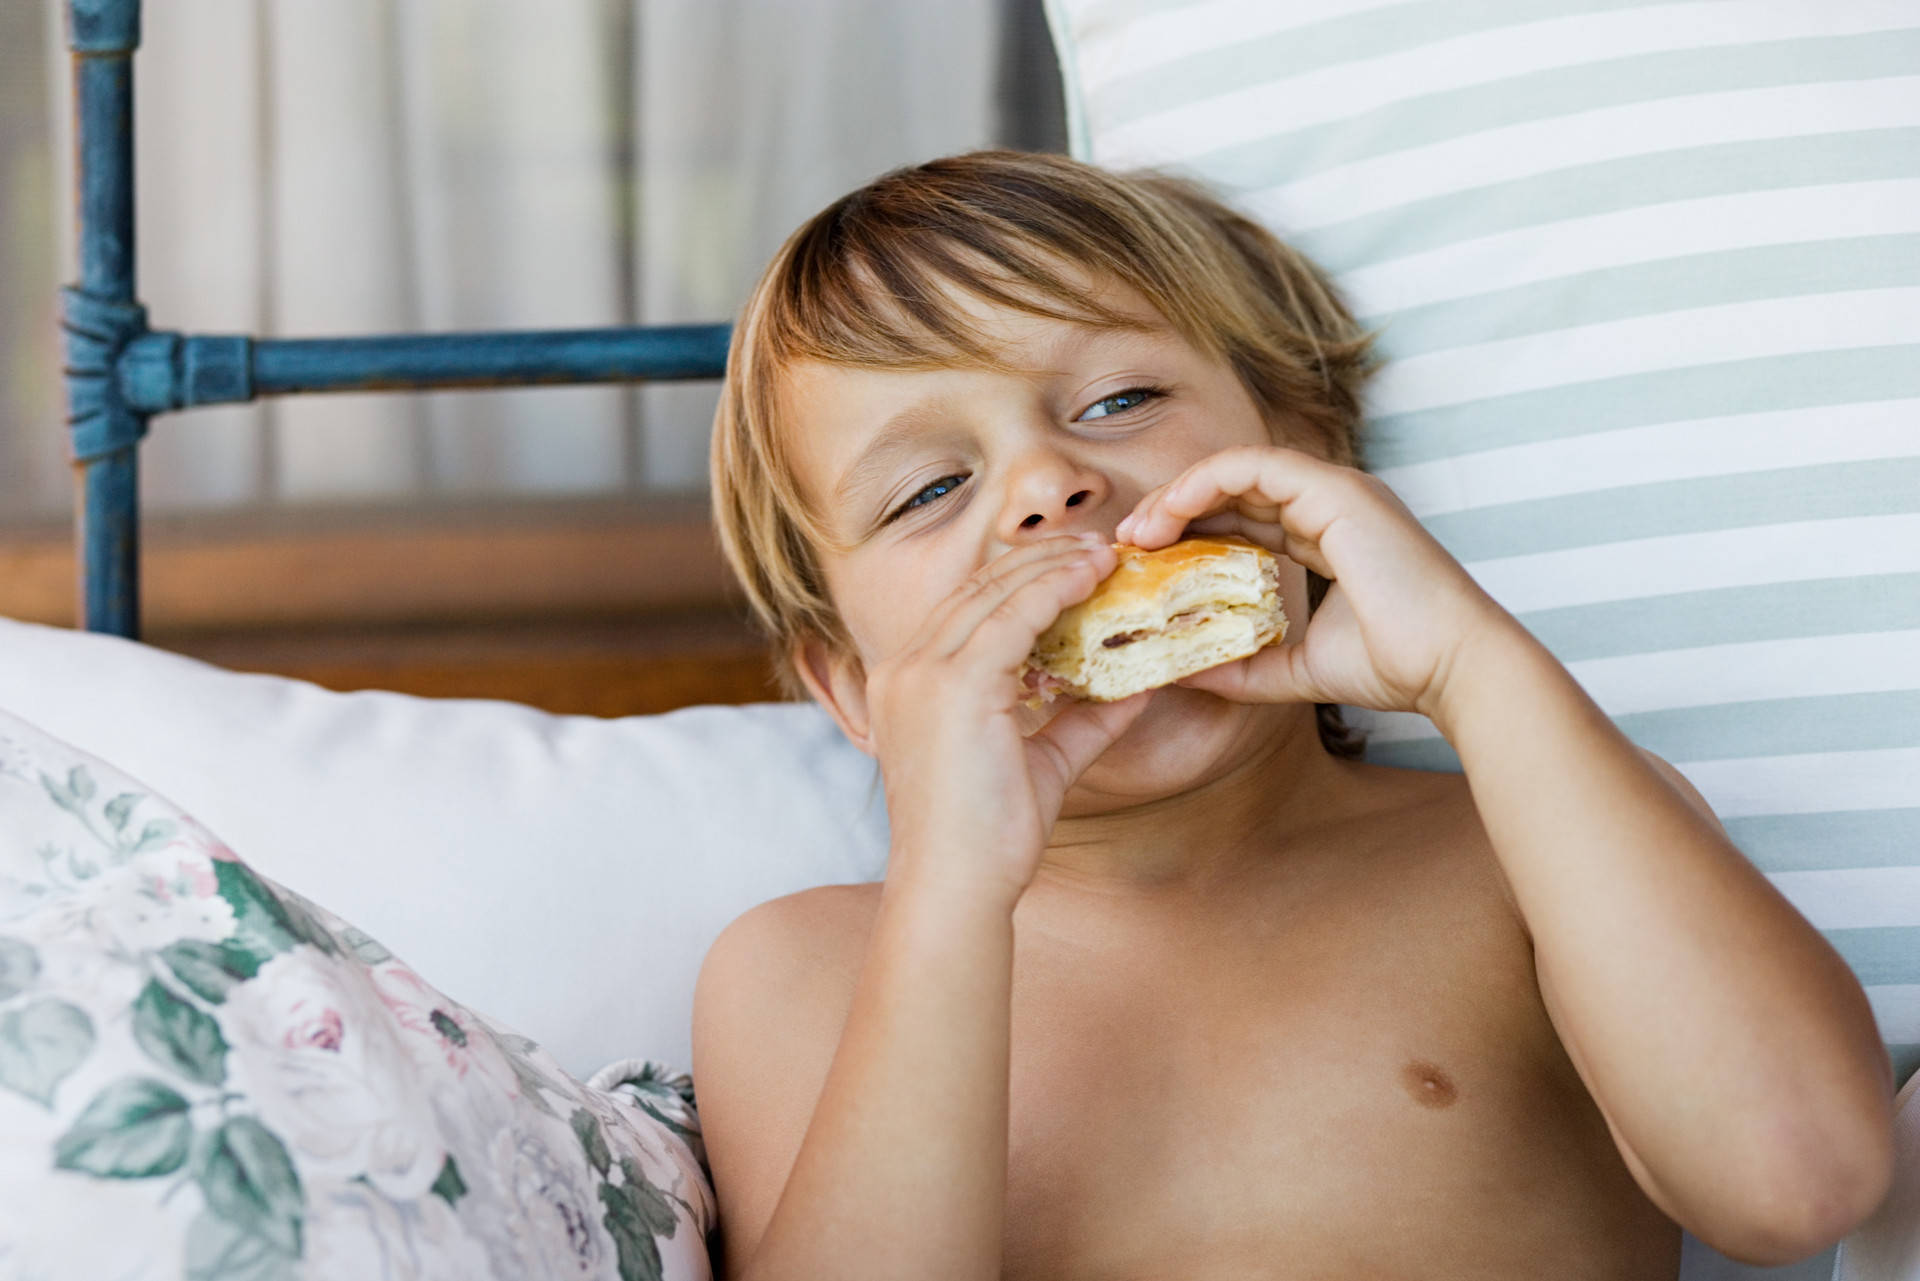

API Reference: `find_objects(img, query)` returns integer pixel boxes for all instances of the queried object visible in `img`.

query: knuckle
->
[981,596,1050,643]
[984,597,1028,630]
[1207,445,1262,477]
[1048,553,1099,581]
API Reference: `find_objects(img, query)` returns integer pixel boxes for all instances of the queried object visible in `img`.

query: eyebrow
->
[831,402,952,516]
[829,323,1169,519]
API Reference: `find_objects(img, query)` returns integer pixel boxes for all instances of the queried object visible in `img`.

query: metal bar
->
[63,0,146,640]
[114,324,732,416]
[250,324,732,396]
[57,0,736,642]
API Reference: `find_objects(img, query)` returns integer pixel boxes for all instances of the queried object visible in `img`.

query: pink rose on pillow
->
[219,945,446,1199]
[370,962,519,1099]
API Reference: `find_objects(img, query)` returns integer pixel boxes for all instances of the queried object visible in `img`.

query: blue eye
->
[1079,386,1164,421]
[888,474,966,523]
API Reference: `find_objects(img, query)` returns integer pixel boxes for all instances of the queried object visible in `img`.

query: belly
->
[1000,864,1680,1278]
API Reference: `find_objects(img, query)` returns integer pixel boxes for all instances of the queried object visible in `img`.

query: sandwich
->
[1020,535,1286,704]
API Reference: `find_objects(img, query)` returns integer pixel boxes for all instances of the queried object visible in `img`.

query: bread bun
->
[1020,535,1286,704]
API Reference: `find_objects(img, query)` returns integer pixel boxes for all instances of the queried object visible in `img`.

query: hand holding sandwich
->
[863,533,1154,906]
[1115,444,1517,728]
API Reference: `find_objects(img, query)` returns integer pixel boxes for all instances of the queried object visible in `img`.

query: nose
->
[995,444,1110,544]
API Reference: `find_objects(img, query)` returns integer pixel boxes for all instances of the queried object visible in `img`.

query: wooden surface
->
[1,498,793,717]
[159,610,786,718]
[0,495,736,630]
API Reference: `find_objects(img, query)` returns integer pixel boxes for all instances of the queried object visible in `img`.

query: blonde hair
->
[711,149,1376,755]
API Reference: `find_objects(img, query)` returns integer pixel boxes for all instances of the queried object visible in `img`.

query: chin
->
[1067,685,1269,810]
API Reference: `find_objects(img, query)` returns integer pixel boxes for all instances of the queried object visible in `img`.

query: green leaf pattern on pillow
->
[0,712,714,1280]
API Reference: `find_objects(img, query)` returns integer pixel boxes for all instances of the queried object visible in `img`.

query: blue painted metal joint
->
[120,332,255,413]
[66,0,140,55]
[180,335,254,406]
[61,285,151,463]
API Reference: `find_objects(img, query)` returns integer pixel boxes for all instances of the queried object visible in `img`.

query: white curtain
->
[636,0,1000,487]
[44,0,1005,512]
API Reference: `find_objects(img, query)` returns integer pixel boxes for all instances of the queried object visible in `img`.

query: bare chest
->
[1000,842,1678,1280]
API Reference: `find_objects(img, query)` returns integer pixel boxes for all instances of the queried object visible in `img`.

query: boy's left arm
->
[1434,619,1894,1265]
[1119,445,1897,1265]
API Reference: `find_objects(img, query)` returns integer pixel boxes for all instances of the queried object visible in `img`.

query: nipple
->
[1400,1059,1458,1109]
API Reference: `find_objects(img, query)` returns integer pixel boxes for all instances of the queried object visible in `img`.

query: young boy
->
[691,149,1895,1279]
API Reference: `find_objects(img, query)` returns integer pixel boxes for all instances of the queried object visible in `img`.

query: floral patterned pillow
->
[0,708,715,1281]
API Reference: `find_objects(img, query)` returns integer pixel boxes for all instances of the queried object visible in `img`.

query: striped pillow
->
[1045,0,1920,1148]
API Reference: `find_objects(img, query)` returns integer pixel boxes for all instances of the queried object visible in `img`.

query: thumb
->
[1173,643,1318,704]
[1025,690,1154,789]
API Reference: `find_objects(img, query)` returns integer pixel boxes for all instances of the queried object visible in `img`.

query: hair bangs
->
[764,194,1157,378]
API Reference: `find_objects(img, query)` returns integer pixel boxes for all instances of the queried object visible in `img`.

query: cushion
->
[0,705,713,1280]
[1834,1070,1920,1280]
[0,617,890,1080]
[1043,4,1918,1274]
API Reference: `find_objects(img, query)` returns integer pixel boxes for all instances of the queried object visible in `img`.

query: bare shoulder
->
[691,882,882,1278]
[693,879,883,1094]
[1341,751,1719,948]
[698,882,883,1007]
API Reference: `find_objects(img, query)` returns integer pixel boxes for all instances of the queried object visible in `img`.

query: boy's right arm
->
[694,878,1017,1281]
[691,534,1151,1281]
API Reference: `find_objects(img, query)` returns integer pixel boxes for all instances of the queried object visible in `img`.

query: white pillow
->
[1835,1071,1920,1281]
[0,617,889,1078]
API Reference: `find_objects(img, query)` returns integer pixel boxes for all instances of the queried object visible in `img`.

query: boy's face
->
[781,271,1317,813]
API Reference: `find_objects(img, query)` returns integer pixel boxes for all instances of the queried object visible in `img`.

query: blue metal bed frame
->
[61,0,732,640]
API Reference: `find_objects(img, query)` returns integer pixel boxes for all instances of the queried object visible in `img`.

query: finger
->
[1116,458,1253,545]
[1129,446,1330,536]
[950,548,1118,670]
[932,539,1113,660]
[1115,481,1175,545]
[1025,690,1155,790]
[1124,503,1301,585]
[917,536,1112,659]
[1118,465,1253,550]
[1181,511,1278,545]
[1130,448,1349,579]
[1172,644,1316,704]
[1117,449,1270,547]
[1117,451,1260,547]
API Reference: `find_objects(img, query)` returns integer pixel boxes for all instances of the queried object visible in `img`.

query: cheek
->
[826,548,968,660]
[1141,395,1275,479]
[827,577,898,662]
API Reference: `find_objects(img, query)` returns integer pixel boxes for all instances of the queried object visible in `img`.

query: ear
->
[791,635,874,756]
